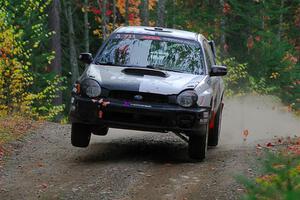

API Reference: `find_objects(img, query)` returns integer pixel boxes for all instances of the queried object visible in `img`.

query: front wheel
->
[188,124,208,161]
[71,123,91,147]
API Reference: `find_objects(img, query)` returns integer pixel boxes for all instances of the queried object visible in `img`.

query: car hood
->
[84,64,206,95]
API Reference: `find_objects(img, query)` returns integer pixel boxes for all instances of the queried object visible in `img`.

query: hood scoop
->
[122,67,169,78]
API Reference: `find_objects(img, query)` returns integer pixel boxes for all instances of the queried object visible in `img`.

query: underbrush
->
[222,56,300,114]
[239,138,300,199]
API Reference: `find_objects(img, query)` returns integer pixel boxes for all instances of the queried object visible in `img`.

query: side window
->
[203,40,215,73]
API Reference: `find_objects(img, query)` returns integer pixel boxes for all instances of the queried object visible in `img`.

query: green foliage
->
[248,77,277,94]
[23,75,67,120]
[0,0,65,120]
[220,57,249,96]
[225,0,300,110]
[239,149,300,200]
[1,0,300,119]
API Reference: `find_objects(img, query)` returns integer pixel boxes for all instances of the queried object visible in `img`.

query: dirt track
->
[0,95,299,199]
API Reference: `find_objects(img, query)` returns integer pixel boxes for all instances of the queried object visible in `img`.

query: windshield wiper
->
[95,61,117,66]
[146,65,156,69]
[95,61,130,67]
[146,65,182,73]
[95,62,182,73]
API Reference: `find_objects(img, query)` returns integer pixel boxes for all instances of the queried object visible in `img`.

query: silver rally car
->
[70,26,227,160]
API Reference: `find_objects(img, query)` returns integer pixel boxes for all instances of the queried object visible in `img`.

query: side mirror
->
[208,40,216,58]
[210,65,227,76]
[79,53,93,64]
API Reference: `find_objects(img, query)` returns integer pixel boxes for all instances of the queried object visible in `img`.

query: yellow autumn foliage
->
[0,0,65,120]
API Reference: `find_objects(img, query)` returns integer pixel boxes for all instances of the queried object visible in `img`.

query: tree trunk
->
[261,0,265,30]
[49,0,62,105]
[220,0,226,57]
[125,0,129,25]
[278,0,285,41]
[141,0,149,26]
[83,0,89,52]
[157,0,166,27]
[172,0,175,28]
[113,0,116,29]
[98,0,107,40]
[65,1,79,83]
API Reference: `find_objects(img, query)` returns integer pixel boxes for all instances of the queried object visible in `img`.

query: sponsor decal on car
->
[131,103,152,108]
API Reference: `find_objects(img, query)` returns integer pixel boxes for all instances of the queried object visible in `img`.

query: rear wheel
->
[188,124,208,161]
[71,123,91,147]
[208,103,223,146]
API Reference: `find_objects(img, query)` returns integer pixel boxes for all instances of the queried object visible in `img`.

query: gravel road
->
[1,95,299,200]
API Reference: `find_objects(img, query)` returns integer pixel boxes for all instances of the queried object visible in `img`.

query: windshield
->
[94,34,205,75]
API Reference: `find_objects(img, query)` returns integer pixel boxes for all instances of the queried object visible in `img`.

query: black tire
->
[208,104,223,146]
[92,126,109,136]
[71,123,91,147]
[188,124,208,161]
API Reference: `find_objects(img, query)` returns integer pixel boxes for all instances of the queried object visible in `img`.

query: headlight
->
[81,79,101,98]
[177,90,198,107]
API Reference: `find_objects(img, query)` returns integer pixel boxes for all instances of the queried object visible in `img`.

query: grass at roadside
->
[239,137,300,199]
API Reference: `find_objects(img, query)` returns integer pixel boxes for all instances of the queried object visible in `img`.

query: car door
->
[203,40,219,112]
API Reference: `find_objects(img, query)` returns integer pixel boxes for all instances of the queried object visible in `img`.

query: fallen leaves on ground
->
[255,136,300,159]
[40,183,48,189]
[287,145,300,155]
[0,115,40,144]
[0,146,4,161]
[0,115,41,165]
[266,142,274,147]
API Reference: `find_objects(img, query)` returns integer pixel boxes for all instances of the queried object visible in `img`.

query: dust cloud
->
[221,95,300,146]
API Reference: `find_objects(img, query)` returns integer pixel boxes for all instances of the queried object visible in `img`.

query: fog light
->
[203,111,209,119]
[200,119,209,123]
[177,114,195,128]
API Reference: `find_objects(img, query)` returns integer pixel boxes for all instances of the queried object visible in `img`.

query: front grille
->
[103,111,168,126]
[108,90,169,104]
[103,110,196,128]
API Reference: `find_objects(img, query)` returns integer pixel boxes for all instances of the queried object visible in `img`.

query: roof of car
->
[114,26,205,42]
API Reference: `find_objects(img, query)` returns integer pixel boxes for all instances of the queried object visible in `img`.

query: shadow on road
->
[72,136,221,164]
[75,140,189,163]
[71,139,218,164]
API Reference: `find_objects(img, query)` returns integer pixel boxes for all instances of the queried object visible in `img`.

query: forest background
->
[0,0,300,121]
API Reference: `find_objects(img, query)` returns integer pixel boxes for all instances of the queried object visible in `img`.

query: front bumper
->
[70,95,210,133]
